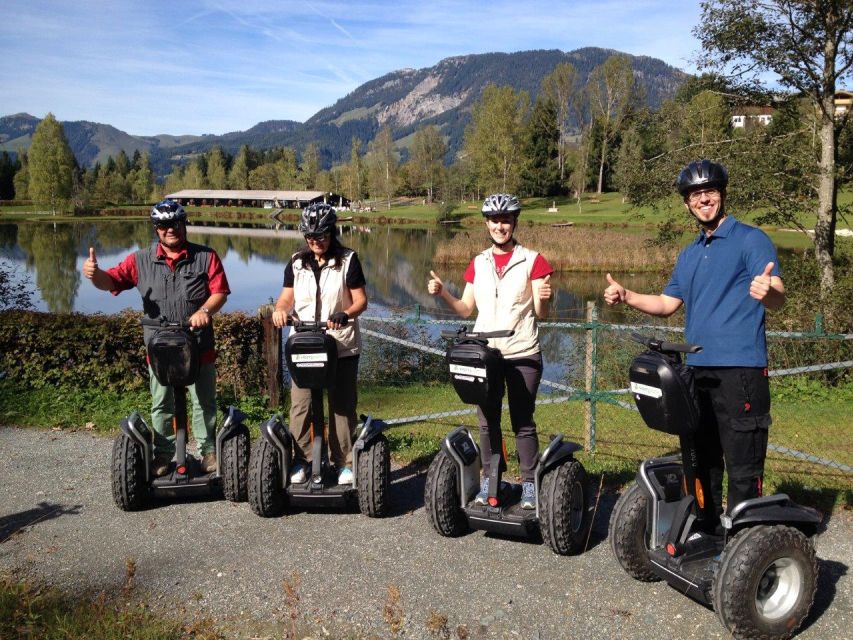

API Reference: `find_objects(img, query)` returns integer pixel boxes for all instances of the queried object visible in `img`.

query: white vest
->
[291,249,361,357]
[471,244,540,359]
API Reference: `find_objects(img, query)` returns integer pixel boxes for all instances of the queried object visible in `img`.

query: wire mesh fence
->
[354,305,853,498]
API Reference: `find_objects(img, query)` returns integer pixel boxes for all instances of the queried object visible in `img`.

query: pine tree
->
[27,113,76,214]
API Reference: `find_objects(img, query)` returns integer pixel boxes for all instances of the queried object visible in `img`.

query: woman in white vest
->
[271,203,368,486]
[427,193,553,509]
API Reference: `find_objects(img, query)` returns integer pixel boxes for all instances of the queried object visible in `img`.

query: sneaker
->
[152,453,173,477]
[337,466,354,485]
[201,452,217,473]
[290,461,307,484]
[474,477,489,505]
[521,482,536,510]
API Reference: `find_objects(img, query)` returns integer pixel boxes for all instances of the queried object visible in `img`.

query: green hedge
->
[0,310,265,396]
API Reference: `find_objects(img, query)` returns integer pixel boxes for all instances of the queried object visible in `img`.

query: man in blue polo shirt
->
[603,159,786,528]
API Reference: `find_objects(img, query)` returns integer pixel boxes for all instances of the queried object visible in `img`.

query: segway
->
[609,333,821,639]
[424,327,591,555]
[111,318,251,511]
[248,318,391,518]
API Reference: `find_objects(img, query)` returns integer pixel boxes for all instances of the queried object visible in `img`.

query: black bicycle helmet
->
[481,193,521,217]
[150,199,187,225]
[299,203,337,236]
[676,160,728,197]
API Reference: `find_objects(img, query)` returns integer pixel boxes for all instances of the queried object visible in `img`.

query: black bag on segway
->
[628,350,699,435]
[285,330,338,389]
[147,328,200,388]
[447,340,505,406]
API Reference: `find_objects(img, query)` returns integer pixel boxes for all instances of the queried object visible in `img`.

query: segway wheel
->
[248,438,288,517]
[539,459,590,555]
[712,525,817,639]
[357,434,390,518]
[221,425,250,502]
[609,482,659,581]
[424,449,469,537]
[111,433,149,511]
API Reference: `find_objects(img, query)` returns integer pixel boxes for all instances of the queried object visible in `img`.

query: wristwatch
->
[201,307,211,315]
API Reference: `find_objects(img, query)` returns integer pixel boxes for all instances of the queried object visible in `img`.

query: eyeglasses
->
[305,233,330,242]
[687,188,721,203]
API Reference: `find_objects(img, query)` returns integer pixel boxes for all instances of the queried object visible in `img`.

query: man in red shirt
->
[82,200,230,476]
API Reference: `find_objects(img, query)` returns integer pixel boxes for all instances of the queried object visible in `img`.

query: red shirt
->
[104,243,230,363]
[463,247,553,283]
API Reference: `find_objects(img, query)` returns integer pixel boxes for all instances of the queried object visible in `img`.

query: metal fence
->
[348,305,853,492]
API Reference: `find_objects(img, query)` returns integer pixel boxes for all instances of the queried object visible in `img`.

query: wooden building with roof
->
[165,190,350,210]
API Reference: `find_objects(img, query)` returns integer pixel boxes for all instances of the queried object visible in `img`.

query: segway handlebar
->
[630,332,702,355]
[287,317,348,332]
[141,317,193,330]
[440,327,515,340]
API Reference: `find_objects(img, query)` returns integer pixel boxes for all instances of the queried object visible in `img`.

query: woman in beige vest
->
[271,204,368,486]
[428,194,553,509]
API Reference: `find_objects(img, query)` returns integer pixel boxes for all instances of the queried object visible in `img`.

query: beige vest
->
[291,249,361,357]
[472,244,540,359]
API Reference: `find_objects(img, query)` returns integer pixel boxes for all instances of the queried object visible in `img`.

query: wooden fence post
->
[584,301,596,451]
[258,304,281,408]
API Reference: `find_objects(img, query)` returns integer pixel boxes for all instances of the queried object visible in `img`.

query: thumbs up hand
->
[603,272,626,306]
[538,273,552,300]
[83,247,99,279]
[428,270,444,296]
[749,262,774,301]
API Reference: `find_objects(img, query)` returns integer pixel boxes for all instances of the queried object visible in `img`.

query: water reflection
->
[0,220,667,321]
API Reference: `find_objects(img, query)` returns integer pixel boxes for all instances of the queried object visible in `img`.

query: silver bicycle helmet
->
[481,193,521,217]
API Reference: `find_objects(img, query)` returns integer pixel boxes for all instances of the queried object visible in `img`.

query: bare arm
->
[604,273,683,317]
[749,262,786,311]
[532,274,551,320]
[428,270,476,318]
[272,287,295,328]
[344,286,368,318]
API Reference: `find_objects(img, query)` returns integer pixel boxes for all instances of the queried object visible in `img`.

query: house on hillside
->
[834,90,853,118]
[731,106,775,129]
[165,189,350,210]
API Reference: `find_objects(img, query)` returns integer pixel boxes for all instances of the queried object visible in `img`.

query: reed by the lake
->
[433,226,680,272]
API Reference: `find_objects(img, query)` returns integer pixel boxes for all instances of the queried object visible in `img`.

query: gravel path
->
[0,426,850,639]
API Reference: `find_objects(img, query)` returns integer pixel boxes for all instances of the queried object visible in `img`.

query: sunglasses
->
[304,233,330,241]
[154,221,182,230]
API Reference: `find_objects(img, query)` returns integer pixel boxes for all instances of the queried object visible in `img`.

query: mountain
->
[1,47,689,171]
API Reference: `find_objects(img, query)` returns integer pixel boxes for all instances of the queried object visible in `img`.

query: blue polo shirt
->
[664,216,780,367]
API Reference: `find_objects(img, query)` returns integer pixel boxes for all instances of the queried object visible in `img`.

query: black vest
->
[135,242,215,352]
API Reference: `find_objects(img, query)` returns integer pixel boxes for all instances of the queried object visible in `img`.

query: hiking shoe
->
[521,481,536,509]
[474,477,489,505]
[152,453,173,477]
[289,461,307,484]
[337,466,354,485]
[201,452,217,473]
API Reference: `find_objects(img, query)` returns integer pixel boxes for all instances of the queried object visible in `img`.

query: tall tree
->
[130,151,154,202]
[343,137,366,204]
[27,113,76,214]
[540,62,580,182]
[206,146,228,190]
[228,145,252,189]
[183,158,207,189]
[13,151,29,200]
[587,55,636,193]
[696,0,853,296]
[463,84,530,193]
[367,126,399,210]
[301,143,321,190]
[408,125,447,203]
[521,95,562,197]
[0,151,21,200]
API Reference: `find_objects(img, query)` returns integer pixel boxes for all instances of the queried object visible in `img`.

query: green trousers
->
[149,362,217,457]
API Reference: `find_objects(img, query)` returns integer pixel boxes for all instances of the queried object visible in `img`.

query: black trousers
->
[693,366,771,519]
[477,353,542,484]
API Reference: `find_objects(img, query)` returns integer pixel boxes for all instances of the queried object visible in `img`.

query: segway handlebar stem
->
[630,332,702,355]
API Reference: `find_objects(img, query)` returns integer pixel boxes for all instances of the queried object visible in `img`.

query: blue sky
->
[1,1,703,136]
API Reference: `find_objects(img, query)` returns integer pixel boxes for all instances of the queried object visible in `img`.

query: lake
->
[0,220,664,322]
